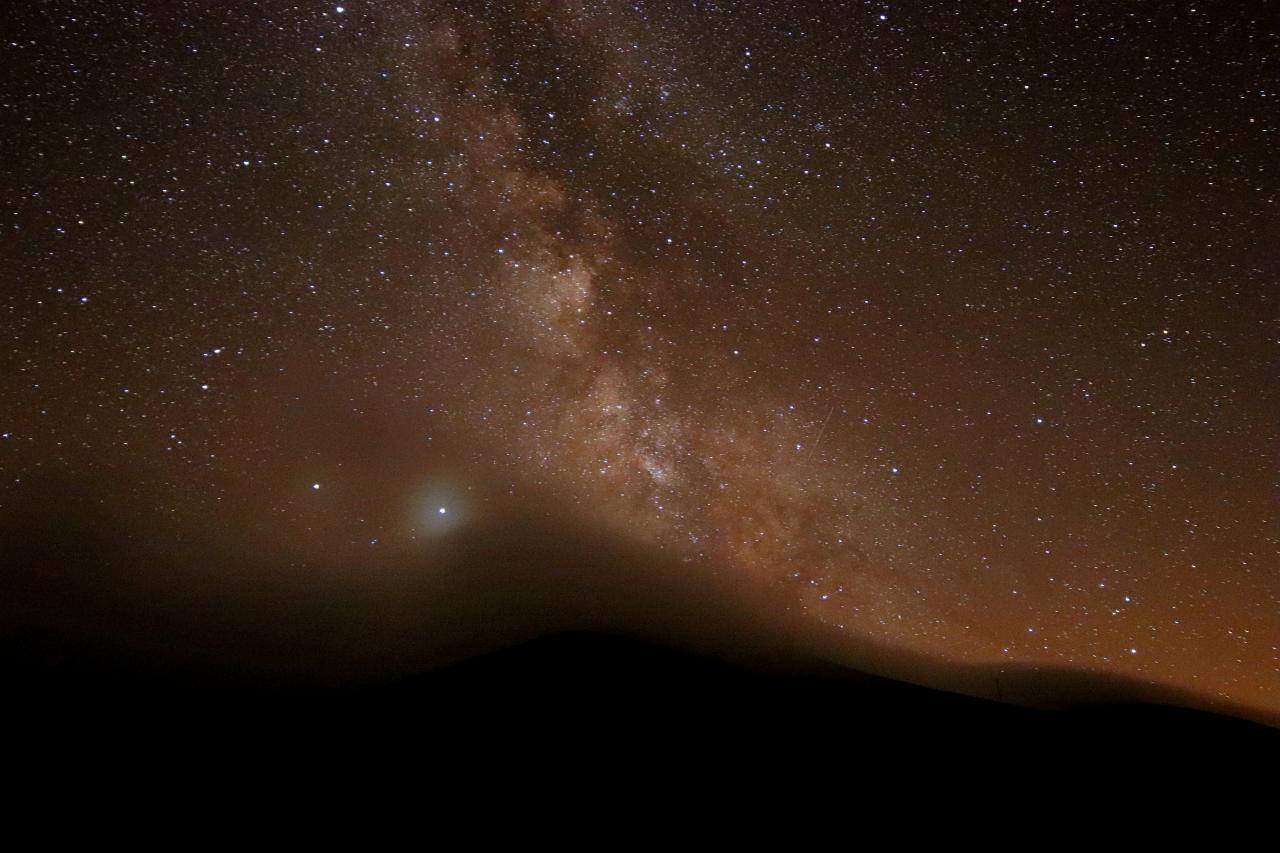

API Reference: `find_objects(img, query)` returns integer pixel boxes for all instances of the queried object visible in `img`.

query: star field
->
[2,1,1277,718]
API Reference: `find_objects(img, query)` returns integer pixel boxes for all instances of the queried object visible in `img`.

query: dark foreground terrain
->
[8,631,1274,769]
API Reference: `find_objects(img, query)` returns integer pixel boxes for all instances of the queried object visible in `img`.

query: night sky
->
[2,1,1277,720]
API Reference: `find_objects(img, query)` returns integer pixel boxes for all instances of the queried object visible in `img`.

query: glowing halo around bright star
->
[405,482,466,538]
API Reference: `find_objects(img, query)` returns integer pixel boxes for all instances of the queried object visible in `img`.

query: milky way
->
[2,1,1277,718]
